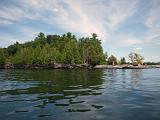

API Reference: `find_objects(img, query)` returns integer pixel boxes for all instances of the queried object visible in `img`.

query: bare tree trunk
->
[112,61,114,66]
[83,47,85,64]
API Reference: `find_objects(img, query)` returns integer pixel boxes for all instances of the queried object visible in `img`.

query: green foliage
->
[104,52,108,60]
[2,32,106,66]
[7,42,20,55]
[35,32,46,45]
[120,57,126,64]
[0,49,6,65]
[12,47,33,64]
[62,40,82,64]
[0,32,150,67]
[108,55,117,65]
[12,45,62,65]
[79,33,105,65]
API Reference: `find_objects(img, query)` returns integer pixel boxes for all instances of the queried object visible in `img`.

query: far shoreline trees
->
[107,55,117,65]
[0,32,157,67]
[128,52,144,65]
[120,57,126,64]
[0,32,106,66]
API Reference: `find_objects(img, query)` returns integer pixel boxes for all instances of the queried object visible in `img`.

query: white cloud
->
[0,0,139,43]
[46,0,139,44]
[1,0,158,49]
[0,6,23,21]
[0,33,19,47]
[122,37,141,45]
[144,0,160,43]
[0,0,159,62]
[114,36,142,47]
[145,56,160,62]
[108,0,160,48]
[0,27,42,48]
[0,2,41,24]
[134,47,142,50]
[0,19,12,26]
[145,4,160,29]
[53,0,107,40]
[104,0,138,28]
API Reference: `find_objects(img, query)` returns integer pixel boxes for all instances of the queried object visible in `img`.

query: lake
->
[0,69,160,120]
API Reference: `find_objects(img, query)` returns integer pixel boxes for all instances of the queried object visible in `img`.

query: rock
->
[0,64,5,69]
[0,63,152,69]
[94,65,111,69]
[94,64,149,69]
[52,63,72,69]
[4,62,14,69]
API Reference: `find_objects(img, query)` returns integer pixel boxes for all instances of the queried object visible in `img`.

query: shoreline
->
[0,63,160,69]
[94,65,160,69]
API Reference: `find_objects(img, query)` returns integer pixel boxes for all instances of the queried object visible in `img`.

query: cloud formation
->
[0,0,139,42]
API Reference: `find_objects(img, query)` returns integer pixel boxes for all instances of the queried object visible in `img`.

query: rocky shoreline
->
[94,65,160,69]
[0,63,91,69]
[94,65,148,69]
[0,63,160,69]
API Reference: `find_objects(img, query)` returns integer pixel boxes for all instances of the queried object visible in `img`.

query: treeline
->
[0,32,158,67]
[0,32,106,66]
[144,62,160,65]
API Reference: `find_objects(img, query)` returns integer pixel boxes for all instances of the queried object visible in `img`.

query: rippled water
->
[0,69,160,120]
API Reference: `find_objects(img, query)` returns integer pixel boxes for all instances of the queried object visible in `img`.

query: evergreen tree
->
[108,55,117,65]
[0,49,5,65]
[1,32,107,66]
[120,57,126,64]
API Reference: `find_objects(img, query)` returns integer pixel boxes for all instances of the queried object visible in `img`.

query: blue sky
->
[0,0,160,62]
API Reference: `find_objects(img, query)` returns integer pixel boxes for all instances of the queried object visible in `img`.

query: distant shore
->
[0,63,160,69]
[94,65,160,69]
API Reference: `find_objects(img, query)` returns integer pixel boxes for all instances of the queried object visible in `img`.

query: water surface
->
[0,69,160,120]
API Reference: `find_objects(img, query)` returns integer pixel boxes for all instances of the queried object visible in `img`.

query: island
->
[0,32,159,69]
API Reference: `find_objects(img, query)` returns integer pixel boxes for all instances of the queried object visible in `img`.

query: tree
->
[34,32,46,46]
[7,42,20,55]
[128,52,144,65]
[108,55,117,65]
[78,34,105,65]
[47,46,61,63]
[0,49,5,65]
[62,40,82,64]
[92,33,98,40]
[104,52,108,60]
[1,32,106,66]
[120,57,126,64]
[46,34,61,45]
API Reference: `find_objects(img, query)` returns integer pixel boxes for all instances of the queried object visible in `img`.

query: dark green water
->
[0,69,160,120]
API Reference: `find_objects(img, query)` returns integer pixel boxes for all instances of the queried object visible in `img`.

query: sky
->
[0,0,160,62]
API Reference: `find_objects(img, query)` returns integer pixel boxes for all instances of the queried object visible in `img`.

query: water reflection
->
[130,69,143,80]
[0,69,160,120]
[0,69,105,118]
[102,69,144,90]
[130,69,143,88]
